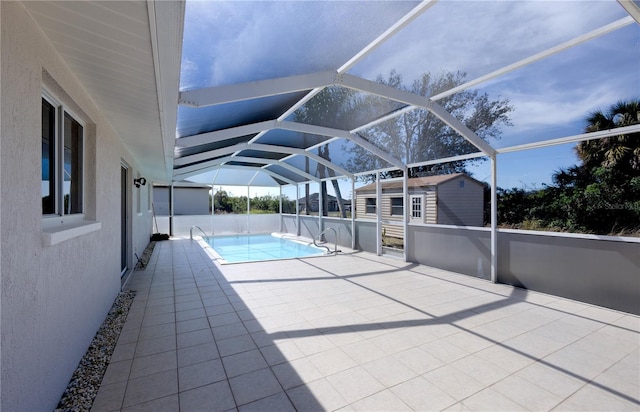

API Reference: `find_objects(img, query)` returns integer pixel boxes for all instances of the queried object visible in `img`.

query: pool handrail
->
[314,227,340,255]
[190,225,209,240]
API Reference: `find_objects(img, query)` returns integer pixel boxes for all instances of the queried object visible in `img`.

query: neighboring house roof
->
[355,173,483,192]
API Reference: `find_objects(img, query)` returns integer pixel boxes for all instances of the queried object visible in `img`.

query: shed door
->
[409,195,423,223]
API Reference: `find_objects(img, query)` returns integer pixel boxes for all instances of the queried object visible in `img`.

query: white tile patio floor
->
[92,238,640,411]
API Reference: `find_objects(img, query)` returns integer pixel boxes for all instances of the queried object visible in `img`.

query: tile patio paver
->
[94,238,640,411]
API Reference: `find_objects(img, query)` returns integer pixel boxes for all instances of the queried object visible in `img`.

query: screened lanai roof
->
[174,0,640,187]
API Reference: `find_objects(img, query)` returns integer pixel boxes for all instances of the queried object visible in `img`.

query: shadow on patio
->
[93,238,640,411]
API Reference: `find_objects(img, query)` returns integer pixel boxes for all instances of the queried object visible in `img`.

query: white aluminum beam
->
[350,106,417,134]
[220,155,322,183]
[277,87,325,122]
[175,155,321,183]
[174,142,249,166]
[174,141,353,179]
[279,121,406,169]
[174,162,297,185]
[339,74,497,157]
[376,173,382,256]
[248,167,297,186]
[496,124,640,154]
[262,160,321,183]
[250,144,354,179]
[179,71,336,107]
[406,152,486,169]
[304,136,341,152]
[431,16,635,102]
[354,166,401,177]
[247,170,260,186]
[490,156,497,283]
[403,167,408,262]
[337,0,438,73]
[618,1,640,23]
[176,120,276,149]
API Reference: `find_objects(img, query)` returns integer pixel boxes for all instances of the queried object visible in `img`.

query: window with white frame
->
[410,195,422,219]
[390,197,403,216]
[42,95,84,216]
[365,197,376,214]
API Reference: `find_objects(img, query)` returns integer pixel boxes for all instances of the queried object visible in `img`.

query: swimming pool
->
[203,234,325,264]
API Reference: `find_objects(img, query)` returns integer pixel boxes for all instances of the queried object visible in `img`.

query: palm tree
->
[576,99,640,172]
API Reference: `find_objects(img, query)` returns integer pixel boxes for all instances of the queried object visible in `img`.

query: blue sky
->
[180,1,639,195]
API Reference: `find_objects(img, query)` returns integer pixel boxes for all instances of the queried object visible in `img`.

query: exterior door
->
[121,165,128,275]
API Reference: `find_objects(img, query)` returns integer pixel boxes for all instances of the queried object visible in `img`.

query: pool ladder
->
[314,228,340,255]
[190,225,209,240]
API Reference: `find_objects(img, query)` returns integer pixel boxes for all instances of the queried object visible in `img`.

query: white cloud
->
[182,1,417,87]
[179,0,636,144]
[351,0,627,83]
[179,58,198,90]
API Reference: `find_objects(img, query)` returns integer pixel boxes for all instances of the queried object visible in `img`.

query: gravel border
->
[135,240,156,269]
[55,240,158,411]
[55,291,136,412]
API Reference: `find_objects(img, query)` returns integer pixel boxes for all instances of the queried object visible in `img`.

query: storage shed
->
[355,173,484,238]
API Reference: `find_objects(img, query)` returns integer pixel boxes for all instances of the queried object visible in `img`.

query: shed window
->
[42,96,84,216]
[365,198,376,214]
[390,197,403,216]
[411,195,422,219]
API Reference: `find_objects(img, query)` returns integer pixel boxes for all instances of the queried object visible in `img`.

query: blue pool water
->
[204,234,325,263]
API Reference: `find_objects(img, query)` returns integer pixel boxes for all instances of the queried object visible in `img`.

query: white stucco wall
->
[1,3,152,410]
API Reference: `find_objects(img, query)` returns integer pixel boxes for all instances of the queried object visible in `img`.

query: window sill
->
[42,220,101,246]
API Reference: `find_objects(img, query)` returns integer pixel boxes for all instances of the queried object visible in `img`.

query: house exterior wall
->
[436,177,484,226]
[0,3,152,410]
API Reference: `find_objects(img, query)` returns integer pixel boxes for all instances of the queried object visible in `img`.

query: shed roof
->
[355,173,482,192]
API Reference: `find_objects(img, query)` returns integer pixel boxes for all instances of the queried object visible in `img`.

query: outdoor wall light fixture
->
[134,177,147,188]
